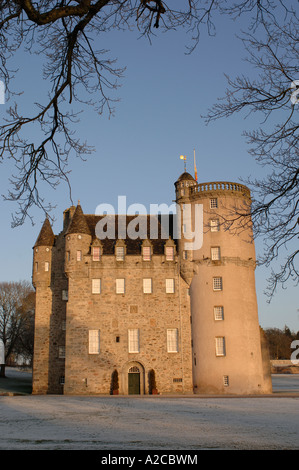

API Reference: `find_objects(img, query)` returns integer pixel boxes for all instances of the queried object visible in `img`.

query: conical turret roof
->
[176,171,196,182]
[34,218,55,247]
[66,203,91,235]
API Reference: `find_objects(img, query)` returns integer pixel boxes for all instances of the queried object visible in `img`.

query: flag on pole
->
[194,149,198,181]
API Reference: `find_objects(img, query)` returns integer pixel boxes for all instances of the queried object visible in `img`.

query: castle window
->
[165,246,174,261]
[128,329,140,353]
[77,250,82,261]
[92,279,101,294]
[35,262,38,272]
[215,337,226,356]
[143,278,152,294]
[210,198,218,209]
[183,250,188,260]
[92,246,101,261]
[62,290,68,301]
[66,251,70,262]
[45,262,49,272]
[142,246,151,261]
[213,277,223,291]
[214,306,224,321]
[223,375,229,386]
[58,346,65,359]
[211,246,221,261]
[210,219,220,232]
[166,278,175,294]
[167,329,179,353]
[116,278,125,294]
[59,376,65,385]
[116,246,125,261]
[89,330,100,354]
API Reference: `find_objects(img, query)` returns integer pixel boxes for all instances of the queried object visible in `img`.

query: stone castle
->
[32,171,272,395]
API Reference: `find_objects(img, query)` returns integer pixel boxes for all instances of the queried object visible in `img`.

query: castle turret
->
[32,217,55,394]
[64,202,92,275]
[175,174,272,394]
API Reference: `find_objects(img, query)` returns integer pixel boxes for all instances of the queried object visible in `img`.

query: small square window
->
[210,198,218,209]
[213,277,223,291]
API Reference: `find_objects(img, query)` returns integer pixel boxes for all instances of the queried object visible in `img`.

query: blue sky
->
[0,8,298,332]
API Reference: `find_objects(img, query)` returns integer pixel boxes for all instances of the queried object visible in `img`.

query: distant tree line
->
[264,326,299,360]
[0,281,35,377]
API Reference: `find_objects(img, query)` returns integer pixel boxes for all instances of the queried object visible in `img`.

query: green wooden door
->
[128,373,140,394]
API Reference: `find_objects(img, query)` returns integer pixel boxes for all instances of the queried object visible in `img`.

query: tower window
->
[213,277,223,291]
[45,261,49,272]
[77,250,82,261]
[210,219,220,232]
[215,337,226,356]
[210,198,218,209]
[214,306,224,320]
[211,247,221,261]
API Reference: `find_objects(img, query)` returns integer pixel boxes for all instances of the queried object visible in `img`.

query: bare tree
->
[205,4,298,297]
[0,1,295,226]
[0,281,34,377]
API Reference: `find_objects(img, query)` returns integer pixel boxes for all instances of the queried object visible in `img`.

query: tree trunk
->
[0,364,5,378]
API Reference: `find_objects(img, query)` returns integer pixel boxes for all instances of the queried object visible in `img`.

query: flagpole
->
[194,148,198,181]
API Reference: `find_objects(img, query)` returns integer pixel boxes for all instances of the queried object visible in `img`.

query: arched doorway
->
[121,361,145,395]
[128,366,140,395]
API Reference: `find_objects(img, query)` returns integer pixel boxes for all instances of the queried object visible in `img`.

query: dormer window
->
[165,246,174,261]
[92,246,101,261]
[142,246,151,261]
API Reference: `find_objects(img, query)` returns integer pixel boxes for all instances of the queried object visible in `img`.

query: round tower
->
[32,217,55,394]
[175,173,272,395]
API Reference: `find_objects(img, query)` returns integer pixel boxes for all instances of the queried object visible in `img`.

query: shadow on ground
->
[0,367,32,395]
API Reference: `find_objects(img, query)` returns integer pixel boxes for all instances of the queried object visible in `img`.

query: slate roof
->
[34,218,55,247]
